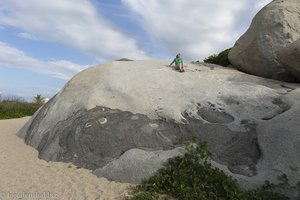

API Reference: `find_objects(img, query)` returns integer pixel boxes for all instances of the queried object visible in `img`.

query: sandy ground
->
[0,117,131,200]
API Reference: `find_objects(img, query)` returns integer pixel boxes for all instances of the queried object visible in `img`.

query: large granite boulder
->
[277,39,300,81]
[229,0,300,81]
[18,61,300,195]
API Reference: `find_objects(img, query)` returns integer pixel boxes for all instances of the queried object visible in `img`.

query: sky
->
[0,0,272,100]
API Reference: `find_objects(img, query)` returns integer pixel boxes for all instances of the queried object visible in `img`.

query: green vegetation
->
[203,48,231,67]
[0,96,42,119]
[127,141,289,200]
[33,94,45,105]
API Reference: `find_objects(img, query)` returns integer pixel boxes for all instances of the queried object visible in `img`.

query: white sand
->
[0,117,131,200]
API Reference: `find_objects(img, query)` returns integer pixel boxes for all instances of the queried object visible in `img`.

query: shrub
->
[203,48,231,67]
[33,94,45,105]
[0,96,41,119]
[127,141,289,200]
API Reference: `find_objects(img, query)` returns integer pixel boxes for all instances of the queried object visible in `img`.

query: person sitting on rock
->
[169,53,185,72]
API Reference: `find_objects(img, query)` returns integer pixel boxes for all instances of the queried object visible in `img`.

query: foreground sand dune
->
[0,117,130,200]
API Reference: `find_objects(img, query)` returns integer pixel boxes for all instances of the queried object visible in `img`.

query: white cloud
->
[17,32,38,40]
[122,0,272,60]
[0,41,87,80]
[0,0,148,60]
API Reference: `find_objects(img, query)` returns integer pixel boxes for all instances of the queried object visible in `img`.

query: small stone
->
[131,115,139,120]
[85,122,92,128]
[149,123,159,128]
[99,117,107,124]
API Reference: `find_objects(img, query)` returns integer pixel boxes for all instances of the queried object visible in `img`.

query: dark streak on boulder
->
[22,105,261,180]
[37,106,193,170]
[183,112,260,177]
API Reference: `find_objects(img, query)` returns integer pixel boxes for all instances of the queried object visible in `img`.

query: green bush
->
[33,94,45,105]
[203,48,231,67]
[0,97,41,119]
[127,142,289,200]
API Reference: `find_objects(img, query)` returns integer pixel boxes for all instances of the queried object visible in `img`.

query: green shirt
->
[174,57,183,65]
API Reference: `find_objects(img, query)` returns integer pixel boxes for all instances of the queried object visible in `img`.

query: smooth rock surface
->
[277,39,300,81]
[229,0,300,81]
[93,147,185,183]
[18,60,300,191]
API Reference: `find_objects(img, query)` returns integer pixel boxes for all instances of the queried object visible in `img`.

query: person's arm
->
[169,59,175,67]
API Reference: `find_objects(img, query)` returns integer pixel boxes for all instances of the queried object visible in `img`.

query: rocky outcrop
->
[18,61,300,193]
[277,39,300,81]
[115,58,133,61]
[229,0,300,81]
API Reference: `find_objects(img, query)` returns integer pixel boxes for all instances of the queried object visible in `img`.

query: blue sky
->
[0,0,271,100]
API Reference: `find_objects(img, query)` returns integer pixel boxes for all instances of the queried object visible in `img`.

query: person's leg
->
[180,63,184,72]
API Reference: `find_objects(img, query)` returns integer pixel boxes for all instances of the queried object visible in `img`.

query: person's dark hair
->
[176,53,181,58]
